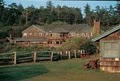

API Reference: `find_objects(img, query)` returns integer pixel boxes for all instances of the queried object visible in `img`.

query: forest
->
[0,0,120,39]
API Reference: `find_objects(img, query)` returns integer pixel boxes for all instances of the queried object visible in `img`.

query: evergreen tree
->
[84,4,92,25]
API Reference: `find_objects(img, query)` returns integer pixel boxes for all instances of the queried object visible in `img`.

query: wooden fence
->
[0,50,85,65]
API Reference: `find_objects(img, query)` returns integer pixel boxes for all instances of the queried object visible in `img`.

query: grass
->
[0,58,120,81]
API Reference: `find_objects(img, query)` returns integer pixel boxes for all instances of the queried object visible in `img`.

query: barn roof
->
[92,25,120,42]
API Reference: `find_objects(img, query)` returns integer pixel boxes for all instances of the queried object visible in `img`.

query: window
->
[102,41,120,58]
[23,33,27,36]
[60,34,63,37]
[34,33,36,36]
[30,33,32,35]
[39,33,42,36]
[56,41,59,44]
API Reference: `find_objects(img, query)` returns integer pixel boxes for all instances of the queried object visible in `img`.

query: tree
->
[115,1,120,24]
[74,8,83,24]
[80,40,97,54]
[0,0,5,26]
[25,5,36,25]
[7,3,22,26]
[84,4,92,25]
[116,1,120,15]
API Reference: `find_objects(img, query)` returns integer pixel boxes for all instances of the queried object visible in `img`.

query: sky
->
[4,0,118,12]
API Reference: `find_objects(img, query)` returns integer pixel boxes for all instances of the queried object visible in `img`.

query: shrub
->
[57,37,87,51]
[57,37,97,54]
[80,40,97,54]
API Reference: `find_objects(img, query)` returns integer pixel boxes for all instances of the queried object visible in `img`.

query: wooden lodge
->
[9,24,94,47]
[92,25,120,73]
[7,20,101,47]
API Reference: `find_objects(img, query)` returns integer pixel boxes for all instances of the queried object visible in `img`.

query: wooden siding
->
[100,30,120,73]
[22,27,45,39]
[100,58,120,73]
[47,33,68,47]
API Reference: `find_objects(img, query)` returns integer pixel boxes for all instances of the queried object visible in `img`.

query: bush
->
[80,40,97,54]
[57,37,97,54]
[57,37,87,51]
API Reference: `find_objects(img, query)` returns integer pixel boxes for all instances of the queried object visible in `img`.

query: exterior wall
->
[69,32,92,38]
[22,27,46,39]
[47,32,69,47]
[80,32,92,38]
[100,30,120,73]
[100,58,120,73]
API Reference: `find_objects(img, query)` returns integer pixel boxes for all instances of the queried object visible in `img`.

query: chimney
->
[93,20,101,36]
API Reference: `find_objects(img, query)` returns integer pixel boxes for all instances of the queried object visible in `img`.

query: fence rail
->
[0,50,87,65]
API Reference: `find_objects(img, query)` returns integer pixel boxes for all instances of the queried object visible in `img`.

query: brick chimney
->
[93,20,101,36]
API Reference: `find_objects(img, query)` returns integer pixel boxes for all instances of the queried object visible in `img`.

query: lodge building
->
[8,20,100,47]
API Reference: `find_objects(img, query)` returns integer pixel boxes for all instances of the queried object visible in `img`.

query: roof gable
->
[22,25,45,33]
[92,25,120,42]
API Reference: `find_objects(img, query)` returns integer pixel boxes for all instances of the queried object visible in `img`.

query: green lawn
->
[0,58,120,81]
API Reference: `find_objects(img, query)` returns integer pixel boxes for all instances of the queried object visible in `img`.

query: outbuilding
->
[92,25,120,73]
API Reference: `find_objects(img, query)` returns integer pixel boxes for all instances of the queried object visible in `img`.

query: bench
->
[84,59,100,70]
[84,62,90,69]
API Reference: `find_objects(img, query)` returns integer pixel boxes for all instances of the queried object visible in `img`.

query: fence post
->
[78,50,81,57]
[68,51,71,59]
[13,52,16,65]
[51,52,53,61]
[74,50,77,58]
[59,51,63,60]
[65,51,68,55]
[33,52,36,63]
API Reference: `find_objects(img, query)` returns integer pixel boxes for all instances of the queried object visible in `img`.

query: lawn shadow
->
[0,63,49,81]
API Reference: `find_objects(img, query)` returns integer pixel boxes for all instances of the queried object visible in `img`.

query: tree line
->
[0,0,120,38]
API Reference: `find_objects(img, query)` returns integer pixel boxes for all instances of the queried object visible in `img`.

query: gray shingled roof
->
[44,24,92,33]
[49,28,69,33]
[92,25,120,42]
[23,24,93,33]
